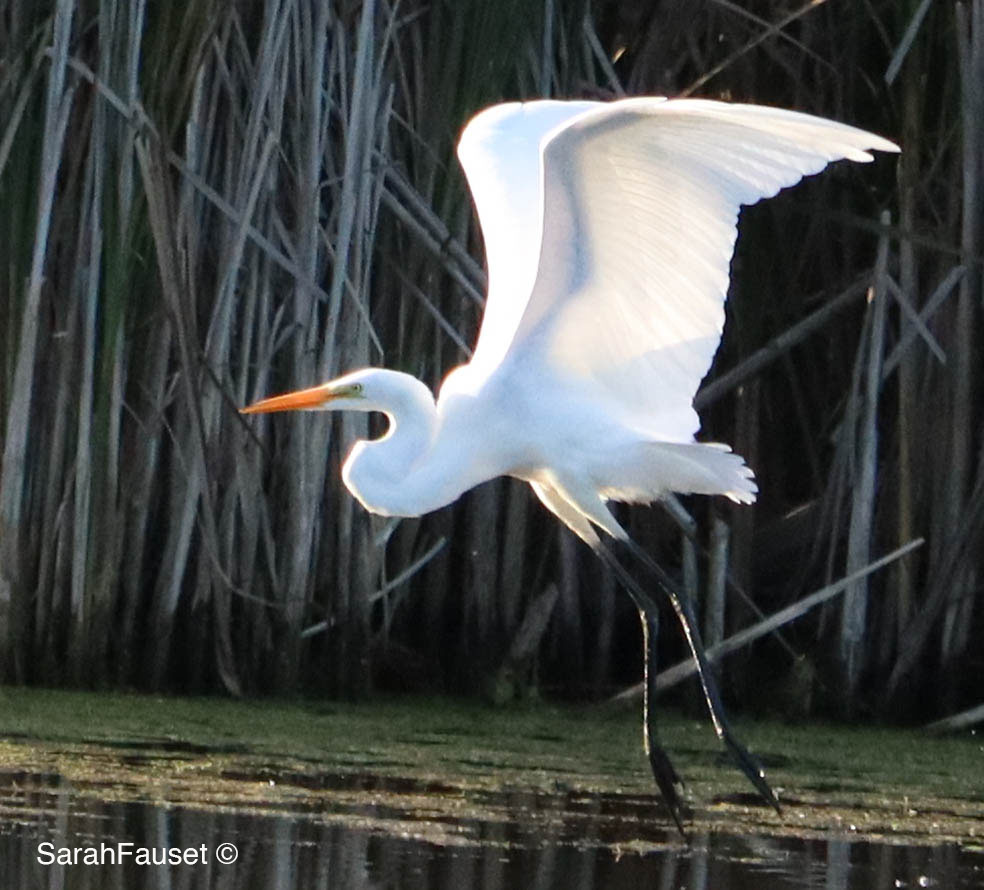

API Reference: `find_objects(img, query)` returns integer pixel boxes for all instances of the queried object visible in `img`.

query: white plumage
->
[244,97,898,547]
[243,97,898,826]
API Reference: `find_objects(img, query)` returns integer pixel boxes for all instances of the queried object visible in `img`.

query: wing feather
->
[456,100,601,374]
[460,97,896,439]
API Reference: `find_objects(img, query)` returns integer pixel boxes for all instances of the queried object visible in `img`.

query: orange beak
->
[241,383,335,415]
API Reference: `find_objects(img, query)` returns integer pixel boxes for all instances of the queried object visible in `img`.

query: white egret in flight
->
[243,97,898,832]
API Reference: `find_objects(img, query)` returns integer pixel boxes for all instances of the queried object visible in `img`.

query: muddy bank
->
[0,686,981,848]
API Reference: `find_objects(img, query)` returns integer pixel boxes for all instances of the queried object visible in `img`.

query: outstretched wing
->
[463,97,898,440]
[456,100,600,374]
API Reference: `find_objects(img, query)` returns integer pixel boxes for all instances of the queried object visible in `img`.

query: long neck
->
[341,373,472,517]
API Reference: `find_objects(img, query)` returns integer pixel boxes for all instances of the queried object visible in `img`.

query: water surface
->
[1,690,982,887]
[2,768,981,889]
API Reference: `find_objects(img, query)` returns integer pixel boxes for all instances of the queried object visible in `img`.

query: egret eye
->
[351,383,364,395]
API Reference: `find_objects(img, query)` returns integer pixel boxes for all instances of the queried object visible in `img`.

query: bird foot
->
[723,733,781,814]
[647,742,689,838]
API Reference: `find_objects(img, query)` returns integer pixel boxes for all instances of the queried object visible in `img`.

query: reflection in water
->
[0,772,980,889]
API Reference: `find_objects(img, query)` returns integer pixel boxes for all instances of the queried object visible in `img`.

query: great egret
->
[243,97,898,832]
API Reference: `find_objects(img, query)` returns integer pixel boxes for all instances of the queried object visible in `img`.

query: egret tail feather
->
[601,440,757,506]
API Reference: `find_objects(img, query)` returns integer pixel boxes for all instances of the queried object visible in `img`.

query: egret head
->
[241,367,433,417]
[240,369,379,415]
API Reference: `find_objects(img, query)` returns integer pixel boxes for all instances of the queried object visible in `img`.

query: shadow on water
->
[1,769,982,889]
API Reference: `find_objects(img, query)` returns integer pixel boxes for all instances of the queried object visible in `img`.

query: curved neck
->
[341,372,466,517]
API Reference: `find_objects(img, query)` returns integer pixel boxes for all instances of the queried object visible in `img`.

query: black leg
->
[637,600,689,837]
[604,537,781,814]
[594,544,687,834]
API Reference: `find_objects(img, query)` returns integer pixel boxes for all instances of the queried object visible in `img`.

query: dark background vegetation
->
[0,0,980,723]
